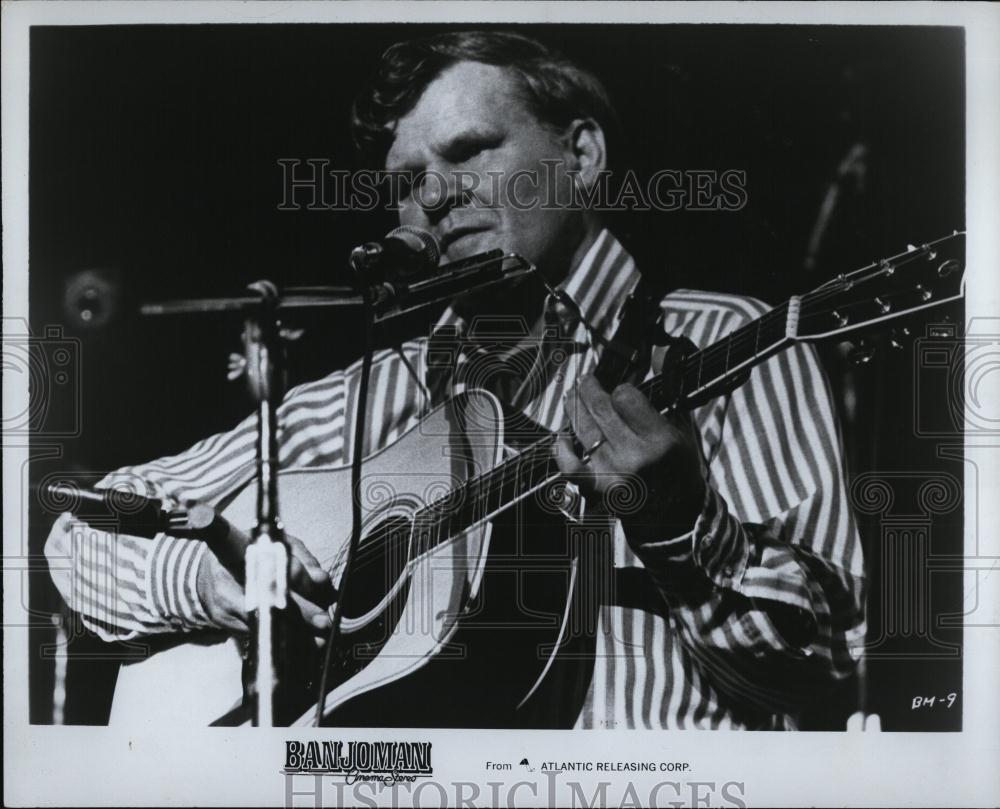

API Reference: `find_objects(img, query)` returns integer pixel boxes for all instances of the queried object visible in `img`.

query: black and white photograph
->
[3,2,999,807]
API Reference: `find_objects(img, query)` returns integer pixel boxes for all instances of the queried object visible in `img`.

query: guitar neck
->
[409,229,966,558]
[648,301,792,412]
[408,301,794,558]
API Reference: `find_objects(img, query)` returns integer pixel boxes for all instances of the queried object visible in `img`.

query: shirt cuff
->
[145,536,214,631]
[691,485,750,590]
[631,484,750,595]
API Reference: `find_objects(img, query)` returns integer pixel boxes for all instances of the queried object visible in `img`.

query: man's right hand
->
[195,532,337,640]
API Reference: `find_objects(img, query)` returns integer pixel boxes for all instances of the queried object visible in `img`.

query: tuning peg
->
[832,310,849,328]
[916,284,933,301]
[937,259,960,278]
[889,327,911,350]
[227,352,247,381]
[833,273,854,291]
[848,339,876,365]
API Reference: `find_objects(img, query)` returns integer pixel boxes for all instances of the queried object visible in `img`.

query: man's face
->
[385,61,586,278]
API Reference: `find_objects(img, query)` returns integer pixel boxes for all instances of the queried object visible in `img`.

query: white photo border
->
[3,2,999,807]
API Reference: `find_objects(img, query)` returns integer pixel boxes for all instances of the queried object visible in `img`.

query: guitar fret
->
[443,491,455,541]
[502,460,517,506]
[432,503,445,551]
[476,472,490,521]
[533,446,551,490]
[485,469,499,516]
[493,463,510,514]
[473,474,485,526]
[458,481,475,533]
[525,453,539,492]
[493,468,508,516]
[515,454,528,498]
[400,232,965,564]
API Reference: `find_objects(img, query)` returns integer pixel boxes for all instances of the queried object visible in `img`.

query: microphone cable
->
[313,272,376,726]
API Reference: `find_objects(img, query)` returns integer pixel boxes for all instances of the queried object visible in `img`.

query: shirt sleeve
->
[47,338,436,642]
[631,302,866,716]
[45,367,352,641]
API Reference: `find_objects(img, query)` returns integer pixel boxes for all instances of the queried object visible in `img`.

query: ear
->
[563,118,607,190]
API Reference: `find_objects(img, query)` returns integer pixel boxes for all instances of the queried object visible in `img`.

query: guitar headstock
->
[792,231,965,344]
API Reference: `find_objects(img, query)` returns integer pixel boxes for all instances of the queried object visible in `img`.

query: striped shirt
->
[46,229,865,729]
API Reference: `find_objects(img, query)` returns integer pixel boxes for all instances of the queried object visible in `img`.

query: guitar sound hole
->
[338,514,413,620]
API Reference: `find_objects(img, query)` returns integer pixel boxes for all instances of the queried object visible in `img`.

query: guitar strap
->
[591,270,670,391]
[425,256,669,406]
[514,270,674,722]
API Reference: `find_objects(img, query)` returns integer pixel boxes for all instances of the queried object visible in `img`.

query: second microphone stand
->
[240,280,291,727]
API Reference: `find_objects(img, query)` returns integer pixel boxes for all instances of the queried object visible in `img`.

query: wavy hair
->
[351,30,621,167]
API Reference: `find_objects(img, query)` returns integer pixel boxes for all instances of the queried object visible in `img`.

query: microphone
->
[42,482,179,538]
[43,482,253,579]
[350,226,441,283]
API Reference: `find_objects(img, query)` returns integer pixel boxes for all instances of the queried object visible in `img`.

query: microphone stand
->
[240,280,290,727]
[140,248,536,726]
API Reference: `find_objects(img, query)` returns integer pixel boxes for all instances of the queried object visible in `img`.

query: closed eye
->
[441,132,504,165]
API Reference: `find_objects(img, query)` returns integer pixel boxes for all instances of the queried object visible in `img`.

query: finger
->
[291,592,333,636]
[218,611,249,635]
[287,535,338,608]
[286,534,326,578]
[289,556,337,608]
[215,575,249,634]
[610,383,669,435]
[553,432,593,485]
[564,381,602,449]
[576,375,637,447]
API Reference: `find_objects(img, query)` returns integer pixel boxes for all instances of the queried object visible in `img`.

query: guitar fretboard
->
[406,300,793,559]
[400,228,966,560]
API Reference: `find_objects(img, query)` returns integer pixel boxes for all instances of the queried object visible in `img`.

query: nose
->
[409,164,470,225]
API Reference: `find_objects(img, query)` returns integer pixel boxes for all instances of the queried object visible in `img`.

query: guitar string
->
[364,239,961,562]
[401,305,790,558]
[407,287,861,556]
[286,240,964,711]
[668,235,960,380]
[407,249,958,557]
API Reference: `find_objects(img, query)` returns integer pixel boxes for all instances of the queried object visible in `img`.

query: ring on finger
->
[579,436,607,464]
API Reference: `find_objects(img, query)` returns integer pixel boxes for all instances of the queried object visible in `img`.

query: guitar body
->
[110,389,598,727]
[103,230,967,728]
[315,404,604,729]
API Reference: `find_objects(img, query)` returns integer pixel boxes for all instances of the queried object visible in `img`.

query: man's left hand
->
[554,374,707,543]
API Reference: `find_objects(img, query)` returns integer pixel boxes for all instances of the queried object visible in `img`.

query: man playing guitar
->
[46,30,866,729]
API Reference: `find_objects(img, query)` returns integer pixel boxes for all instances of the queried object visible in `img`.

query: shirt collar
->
[557,227,642,343]
[434,228,642,344]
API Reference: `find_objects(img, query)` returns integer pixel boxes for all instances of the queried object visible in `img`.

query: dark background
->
[28,23,965,729]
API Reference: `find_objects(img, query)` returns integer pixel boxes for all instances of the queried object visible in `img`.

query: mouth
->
[439,226,491,255]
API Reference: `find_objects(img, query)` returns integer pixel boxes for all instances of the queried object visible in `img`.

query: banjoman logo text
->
[284,741,432,784]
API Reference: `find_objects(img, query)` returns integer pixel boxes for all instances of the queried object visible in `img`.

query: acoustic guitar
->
[72,232,967,727]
